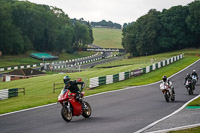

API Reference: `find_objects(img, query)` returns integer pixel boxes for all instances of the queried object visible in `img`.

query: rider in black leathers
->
[184,73,192,85]
[63,76,85,107]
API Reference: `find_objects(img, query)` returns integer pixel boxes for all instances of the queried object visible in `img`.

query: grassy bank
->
[0,49,199,114]
[0,51,95,68]
[93,28,123,48]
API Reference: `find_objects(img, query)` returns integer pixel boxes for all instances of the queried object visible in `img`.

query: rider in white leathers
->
[160,76,175,95]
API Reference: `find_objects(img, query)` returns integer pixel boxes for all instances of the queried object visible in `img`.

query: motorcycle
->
[191,75,198,86]
[160,82,175,102]
[58,89,92,122]
[185,79,194,95]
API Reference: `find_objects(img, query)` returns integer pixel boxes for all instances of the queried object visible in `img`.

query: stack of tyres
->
[9,88,18,98]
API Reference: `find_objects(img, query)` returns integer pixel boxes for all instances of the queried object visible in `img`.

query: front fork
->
[62,101,71,112]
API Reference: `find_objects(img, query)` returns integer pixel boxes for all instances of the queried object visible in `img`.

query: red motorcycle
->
[58,89,92,122]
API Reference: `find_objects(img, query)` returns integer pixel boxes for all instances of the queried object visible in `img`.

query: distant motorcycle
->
[185,78,195,95]
[58,89,92,122]
[191,75,198,85]
[160,82,175,102]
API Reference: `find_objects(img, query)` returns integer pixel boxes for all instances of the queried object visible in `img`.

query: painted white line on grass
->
[135,94,200,133]
[148,123,200,133]
[0,59,199,118]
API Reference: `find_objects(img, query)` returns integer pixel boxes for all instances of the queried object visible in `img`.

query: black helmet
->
[162,76,167,82]
[63,75,71,84]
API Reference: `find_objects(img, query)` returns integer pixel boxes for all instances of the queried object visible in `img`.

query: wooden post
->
[53,82,55,93]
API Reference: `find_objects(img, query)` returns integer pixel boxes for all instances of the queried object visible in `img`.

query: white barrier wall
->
[106,75,113,84]
[0,89,9,100]
[152,64,156,70]
[119,72,125,81]
[89,77,99,88]
[146,66,150,73]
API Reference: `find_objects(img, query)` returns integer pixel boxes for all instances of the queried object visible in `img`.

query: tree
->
[0,0,26,55]
[159,6,191,51]
[186,0,200,47]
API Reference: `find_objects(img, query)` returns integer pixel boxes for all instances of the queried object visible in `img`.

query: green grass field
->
[93,28,123,48]
[0,49,199,114]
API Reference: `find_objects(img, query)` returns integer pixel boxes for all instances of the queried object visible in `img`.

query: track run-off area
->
[0,60,200,133]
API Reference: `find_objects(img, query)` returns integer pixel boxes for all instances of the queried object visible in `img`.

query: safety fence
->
[0,52,100,72]
[53,82,64,93]
[0,88,25,100]
[89,54,184,88]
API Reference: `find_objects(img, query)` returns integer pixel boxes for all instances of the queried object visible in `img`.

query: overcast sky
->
[27,0,194,25]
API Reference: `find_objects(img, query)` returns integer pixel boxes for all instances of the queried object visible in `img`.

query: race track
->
[0,60,200,133]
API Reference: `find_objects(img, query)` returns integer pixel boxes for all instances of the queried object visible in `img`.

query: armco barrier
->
[89,54,184,89]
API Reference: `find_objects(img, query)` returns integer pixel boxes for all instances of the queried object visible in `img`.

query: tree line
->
[0,0,93,55]
[91,20,121,29]
[122,0,200,56]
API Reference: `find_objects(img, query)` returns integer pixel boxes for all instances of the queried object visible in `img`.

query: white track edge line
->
[0,59,199,117]
[135,94,200,133]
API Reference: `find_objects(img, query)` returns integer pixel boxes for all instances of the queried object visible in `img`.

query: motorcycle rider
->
[184,73,192,85]
[191,70,198,80]
[162,76,175,95]
[63,75,86,108]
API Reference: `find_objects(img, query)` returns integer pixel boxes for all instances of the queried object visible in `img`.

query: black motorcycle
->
[185,79,195,95]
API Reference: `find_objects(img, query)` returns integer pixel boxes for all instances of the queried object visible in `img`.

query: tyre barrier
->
[0,88,25,100]
[89,54,184,89]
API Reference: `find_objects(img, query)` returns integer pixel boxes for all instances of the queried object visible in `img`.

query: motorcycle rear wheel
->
[61,106,72,122]
[82,102,92,118]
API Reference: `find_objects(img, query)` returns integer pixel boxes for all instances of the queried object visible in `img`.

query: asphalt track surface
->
[0,60,200,133]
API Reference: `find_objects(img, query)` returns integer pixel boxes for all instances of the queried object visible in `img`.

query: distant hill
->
[93,28,123,48]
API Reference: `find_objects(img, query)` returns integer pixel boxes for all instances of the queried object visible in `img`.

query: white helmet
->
[193,70,196,72]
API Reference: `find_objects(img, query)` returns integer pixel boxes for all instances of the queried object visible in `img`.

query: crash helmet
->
[193,70,196,72]
[162,76,167,82]
[63,75,71,84]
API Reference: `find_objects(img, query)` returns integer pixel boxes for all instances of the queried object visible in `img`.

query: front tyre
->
[171,94,175,101]
[61,106,72,122]
[82,102,92,118]
[164,91,169,102]
[188,87,193,95]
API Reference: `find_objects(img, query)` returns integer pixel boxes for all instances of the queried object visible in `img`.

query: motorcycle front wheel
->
[188,87,193,95]
[164,92,170,102]
[82,102,92,118]
[171,94,175,101]
[61,106,72,122]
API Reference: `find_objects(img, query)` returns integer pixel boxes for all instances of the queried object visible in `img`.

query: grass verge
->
[168,126,200,133]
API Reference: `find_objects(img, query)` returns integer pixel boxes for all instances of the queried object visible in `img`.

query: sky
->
[27,0,194,25]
